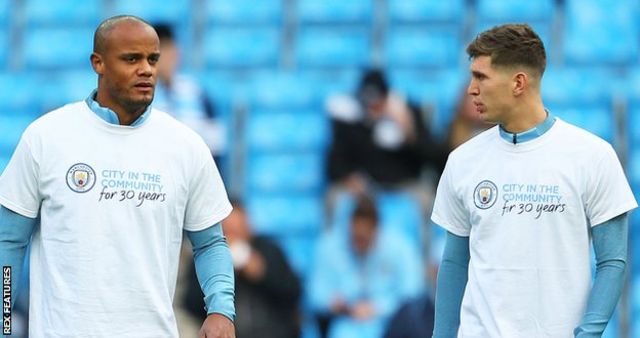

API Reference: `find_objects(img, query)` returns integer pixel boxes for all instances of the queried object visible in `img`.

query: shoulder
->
[22,101,88,138]
[447,125,499,162]
[150,108,207,144]
[553,118,614,155]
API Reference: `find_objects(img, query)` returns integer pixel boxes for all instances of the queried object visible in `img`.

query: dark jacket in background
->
[184,236,302,338]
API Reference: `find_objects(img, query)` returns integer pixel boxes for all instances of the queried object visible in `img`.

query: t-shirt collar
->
[84,89,151,127]
[499,110,556,144]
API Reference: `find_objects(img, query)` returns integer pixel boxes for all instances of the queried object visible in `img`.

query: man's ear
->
[512,72,528,96]
[90,53,104,75]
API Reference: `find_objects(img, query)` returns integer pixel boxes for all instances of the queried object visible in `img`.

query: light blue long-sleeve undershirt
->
[431,213,628,338]
[0,205,236,320]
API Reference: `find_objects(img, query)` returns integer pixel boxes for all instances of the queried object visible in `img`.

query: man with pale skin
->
[0,15,235,338]
[431,24,637,338]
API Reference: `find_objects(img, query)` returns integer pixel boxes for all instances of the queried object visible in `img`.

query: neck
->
[95,91,147,126]
[500,101,547,134]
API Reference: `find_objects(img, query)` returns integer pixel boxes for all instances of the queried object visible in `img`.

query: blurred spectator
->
[153,23,227,162]
[308,195,424,338]
[447,85,493,150]
[183,199,302,338]
[326,69,447,196]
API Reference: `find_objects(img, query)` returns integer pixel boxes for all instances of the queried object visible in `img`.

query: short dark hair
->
[466,23,546,77]
[357,69,389,104]
[351,194,379,225]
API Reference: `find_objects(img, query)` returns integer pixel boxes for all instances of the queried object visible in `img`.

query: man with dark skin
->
[0,15,235,338]
[91,16,236,338]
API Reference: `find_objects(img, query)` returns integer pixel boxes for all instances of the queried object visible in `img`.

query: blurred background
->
[1,0,639,337]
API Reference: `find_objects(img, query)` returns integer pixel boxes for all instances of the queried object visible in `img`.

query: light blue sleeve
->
[307,231,342,313]
[0,205,37,309]
[185,223,235,321]
[574,213,628,338]
[432,231,470,338]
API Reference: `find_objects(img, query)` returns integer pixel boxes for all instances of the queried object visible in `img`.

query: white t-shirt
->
[431,119,637,338]
[0,101,232,337]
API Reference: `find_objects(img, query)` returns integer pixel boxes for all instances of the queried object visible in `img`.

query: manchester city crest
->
[473,180,498,209]
[66,163,96,193]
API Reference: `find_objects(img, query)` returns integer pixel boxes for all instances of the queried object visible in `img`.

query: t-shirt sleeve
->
[584,145,638,227]
[431,156,471,237]
[183,143,232,231]
[0,131,41,218]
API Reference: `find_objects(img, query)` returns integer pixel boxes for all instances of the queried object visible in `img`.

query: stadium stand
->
[0,2,638,337]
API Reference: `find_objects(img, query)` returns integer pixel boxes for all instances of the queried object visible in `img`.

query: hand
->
[384,94,416,142]
[343,174,368,195]
[198,313,235,338]
[241,250,266,281]
[350,301,376,321]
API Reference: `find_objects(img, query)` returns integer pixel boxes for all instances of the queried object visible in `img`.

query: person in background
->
[152,23,227,165]
[447,86,493,150]
[184,199,302,338]
[326,69,447,196]
[431,23,637,337]
[308,195,424,338]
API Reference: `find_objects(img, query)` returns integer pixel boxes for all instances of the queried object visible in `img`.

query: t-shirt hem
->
[590,202,638,227]
[184,203,233,232]
[0,195,39,218]
[431,213,470,237]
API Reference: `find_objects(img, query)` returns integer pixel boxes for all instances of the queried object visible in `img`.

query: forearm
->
[0,205,37,309]
[433,231,470,338]
[574,214,628,337]
[186,223,235,321]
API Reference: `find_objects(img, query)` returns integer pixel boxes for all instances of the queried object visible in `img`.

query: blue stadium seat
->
[112,0,193,52]
[295,27,371,68]
[563,0,638,66]
[304,69,359,99]
[246,153,325,194]
[475,0,556,22]
[0,72,42,114]
[542,68,615,109]
[0,155,9,174]
[197,70,248,114]
[0,116,35,156]
[203,27,280,68]
[245,71,319,108]
[387,0,465,24]
[629,149,640,188]
[384,27,461,68]
[552,107,614,143]
[0,1,11,27]
[297,0,373,24]
[23,27,94,70]
[246,195,324,236]
[205,0,283,25]
[630,106,640,146]
[112,0,191,26]
[245,112,330,152]
[542,69,616,142]
[24,0,102,27]
[40,70,96,112]
[0,29,7,69]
